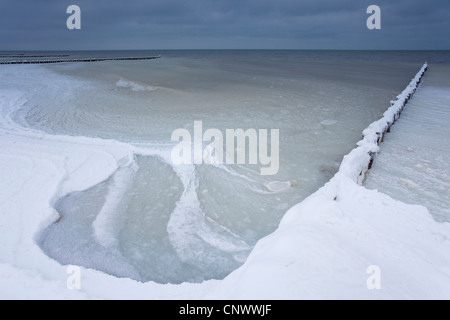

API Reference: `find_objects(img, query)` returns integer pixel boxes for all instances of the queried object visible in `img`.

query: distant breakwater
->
[0,55,161,65]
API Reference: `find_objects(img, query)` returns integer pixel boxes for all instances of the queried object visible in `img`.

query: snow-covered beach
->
[0,51,449,299]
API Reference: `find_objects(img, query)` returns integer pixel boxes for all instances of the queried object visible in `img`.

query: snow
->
[365,83,450,222]
[1,63,450,299]
[208,171,450,299]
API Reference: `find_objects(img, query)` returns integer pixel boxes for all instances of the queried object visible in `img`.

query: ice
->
[264,180,294,192]
[116,78,157,92]
[320,119,338,126]
[92,161,138,248]
[1,56,450,299]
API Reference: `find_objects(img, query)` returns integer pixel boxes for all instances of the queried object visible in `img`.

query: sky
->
[0,0,449,50]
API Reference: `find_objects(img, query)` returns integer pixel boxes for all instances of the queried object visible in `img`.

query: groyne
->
[338,62,428,185]
[0,55,161,65]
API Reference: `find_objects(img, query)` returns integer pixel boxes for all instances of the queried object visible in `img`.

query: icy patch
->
[116,78,157,92]
[166,162,251,280]
[264,180,297,193]
[92,159,138,249]
[320,119,338,126]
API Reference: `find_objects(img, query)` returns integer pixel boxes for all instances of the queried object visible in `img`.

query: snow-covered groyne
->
[209,62,450,299]
[340,63,428,185]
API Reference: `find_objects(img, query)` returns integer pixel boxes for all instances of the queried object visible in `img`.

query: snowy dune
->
[0,63,449,299]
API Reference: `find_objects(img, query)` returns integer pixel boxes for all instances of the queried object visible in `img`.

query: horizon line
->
[1,48,450,52]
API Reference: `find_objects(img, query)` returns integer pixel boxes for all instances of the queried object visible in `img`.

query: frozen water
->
[0,51,441,284]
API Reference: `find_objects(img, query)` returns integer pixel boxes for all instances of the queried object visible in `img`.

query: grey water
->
[7,50,448,284]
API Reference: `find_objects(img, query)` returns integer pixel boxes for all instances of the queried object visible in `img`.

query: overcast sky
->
[1,0,449,50]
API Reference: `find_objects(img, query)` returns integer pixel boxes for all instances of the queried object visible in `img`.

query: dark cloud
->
[0,0,449,50]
